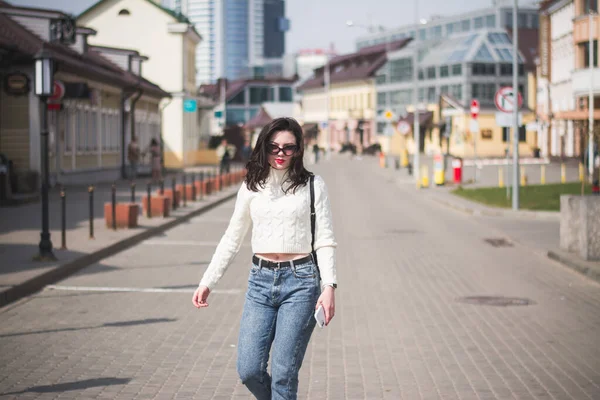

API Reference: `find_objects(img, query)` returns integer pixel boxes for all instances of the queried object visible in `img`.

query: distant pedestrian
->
[149,138,162,183]
[313,142,320,164]
[127,137,141,180]
[241,139,252,163]
[193,117,338,400]
[216,139,234,174]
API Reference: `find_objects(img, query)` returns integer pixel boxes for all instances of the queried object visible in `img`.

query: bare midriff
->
[255,253,310,262]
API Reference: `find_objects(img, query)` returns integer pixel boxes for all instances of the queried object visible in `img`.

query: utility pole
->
[413,1,421,187]
[512,0,520,210]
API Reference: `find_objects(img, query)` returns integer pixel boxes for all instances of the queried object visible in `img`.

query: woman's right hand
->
[192,285,210,308]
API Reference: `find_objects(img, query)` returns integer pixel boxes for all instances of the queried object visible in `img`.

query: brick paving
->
[0,157,599,399]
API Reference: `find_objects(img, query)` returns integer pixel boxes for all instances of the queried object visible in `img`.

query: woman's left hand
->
[316,286,335,326]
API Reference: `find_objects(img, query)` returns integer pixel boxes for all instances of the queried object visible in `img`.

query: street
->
[0,157,599,400]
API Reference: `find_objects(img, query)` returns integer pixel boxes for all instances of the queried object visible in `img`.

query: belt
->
[252,254,313,270]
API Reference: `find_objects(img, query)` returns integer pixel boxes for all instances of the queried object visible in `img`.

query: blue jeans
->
[237,258,320,400]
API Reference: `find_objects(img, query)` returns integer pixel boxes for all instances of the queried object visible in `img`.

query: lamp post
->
[413,5,427,188]
[512,1,520,210]
[34,48,56,261]
[588,10,596,181]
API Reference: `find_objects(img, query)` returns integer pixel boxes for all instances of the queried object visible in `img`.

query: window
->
[488,32,510,45]
[390,58,413,82]
[418,69,424,80]
[502,126,526,142]
[580,41,599,67]
[472,63,496,76]
[427,87,436,102]
[418,88,425,102]
[584,0,598,14]
[390,90,412,105]
[474,44,494,61]
[446,23,454,35]
[228,91,245,105]
[471,83,496,103]
[486,15,496,28]
[518,13,528,27]
[461,19,471,31]
[481,129,493,140]
[452,64,462,76]
[427,66,436,79]
[474,17,484,29]
[448,49,468,62]
[531,14,539,28]
[279,87,292,102]
[249,87,270,104]
[226,109,246,125]
[451,84,463,100]
[430,25,442,39]
[376,74,387,84]
[377,92,387,106]
[419,28,427,40]
[440,65,449,77]
[440,85,449,95]
[506,12,513,27]
[376,122,387,134]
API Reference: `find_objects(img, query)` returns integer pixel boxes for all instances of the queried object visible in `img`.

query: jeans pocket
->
[250,264,261,275]
[292,263,316,279]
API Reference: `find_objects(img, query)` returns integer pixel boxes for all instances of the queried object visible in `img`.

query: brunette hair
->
[245,117,311,193]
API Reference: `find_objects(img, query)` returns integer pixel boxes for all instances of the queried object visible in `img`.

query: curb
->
[431,195,560,220]
[0,190,238,308]
[547,251,600,284]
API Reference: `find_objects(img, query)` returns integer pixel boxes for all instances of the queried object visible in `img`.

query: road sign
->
[384,109,394,120]
[495,112,523,127]
[397,120,411,135]
[469,119,480,134]
[470,99,480,119]
[494,87,523,113]
[183,99,197,113]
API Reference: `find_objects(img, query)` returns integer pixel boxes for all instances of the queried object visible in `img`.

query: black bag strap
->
[309,175,319,267]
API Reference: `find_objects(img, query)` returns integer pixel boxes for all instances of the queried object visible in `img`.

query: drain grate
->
[456,296,535,307]
[484,238,513,247]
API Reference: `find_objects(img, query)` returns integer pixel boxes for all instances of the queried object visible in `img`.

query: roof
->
[244,107,273,129]
[198,77,298,102]
[0,11,169,98]
[298,38,412,91]
[419,29,527,67]
[506,28,539,71]
[80,0,192,24]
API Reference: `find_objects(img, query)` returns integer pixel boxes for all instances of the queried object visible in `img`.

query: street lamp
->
[34,48,56,261]
[413,5,427,188]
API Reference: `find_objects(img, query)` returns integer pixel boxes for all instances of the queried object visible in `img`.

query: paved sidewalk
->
[0,156,599,399]
[0,166,241,307]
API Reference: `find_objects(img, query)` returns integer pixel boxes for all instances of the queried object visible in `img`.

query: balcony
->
[573,14,600,44]
[571,67,600,95]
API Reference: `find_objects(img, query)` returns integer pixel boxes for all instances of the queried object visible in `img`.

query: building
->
[376,28,539,158]
[297,40,411,153]
[355,0,539,50]
[538,0,598,161]
[163,0,290,83]
[0,3,169,191]
[78,0,203,168]
[294,49,337,80]
[198,77,296,127]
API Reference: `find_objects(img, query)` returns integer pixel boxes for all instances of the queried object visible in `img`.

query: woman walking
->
[193,117,337,400]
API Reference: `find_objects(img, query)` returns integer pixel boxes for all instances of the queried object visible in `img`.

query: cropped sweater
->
[199,168,337,290]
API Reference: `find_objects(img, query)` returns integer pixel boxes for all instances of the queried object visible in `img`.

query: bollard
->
[60,186,67,250]
[191,173,196,201]
[420,165,430,188]
[146,181,152,218]
[130,181,136,203]
[520,166,527,186]
[541,165,546,185]
[172,177,177,210]
[498,167,504,188]
[111,183,117,231]
[160,178,165,195]
[89,185,95,239]
[579,162,585,182]
[561,163,566,184]
[182,174,187,207]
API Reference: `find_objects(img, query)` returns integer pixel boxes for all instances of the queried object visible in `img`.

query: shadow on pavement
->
[0,317,177,338]
[0,377,132,395]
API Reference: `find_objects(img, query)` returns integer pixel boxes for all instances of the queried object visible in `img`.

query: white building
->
[294,49,336,80]
[79,0,203,168]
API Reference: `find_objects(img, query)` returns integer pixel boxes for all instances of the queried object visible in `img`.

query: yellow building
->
[297,40,411,153]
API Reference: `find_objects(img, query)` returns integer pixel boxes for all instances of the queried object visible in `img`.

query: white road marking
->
[46,285,242,294]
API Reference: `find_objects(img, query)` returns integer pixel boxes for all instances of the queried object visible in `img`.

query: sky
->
[8,0,526,55]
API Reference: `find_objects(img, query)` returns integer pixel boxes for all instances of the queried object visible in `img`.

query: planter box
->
[156,188,181,209]
[142,195,171,218]
[176,184,196,201]
[560,195,600,261]
[104,203,139,229]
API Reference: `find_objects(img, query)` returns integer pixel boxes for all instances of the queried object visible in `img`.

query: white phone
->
[314,305,325,328]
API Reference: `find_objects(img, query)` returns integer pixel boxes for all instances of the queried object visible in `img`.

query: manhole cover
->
[484,238,513,247]
[456,296,535,307]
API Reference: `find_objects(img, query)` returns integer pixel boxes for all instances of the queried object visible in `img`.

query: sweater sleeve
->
[313,176,337,287]
[199,184,252,290]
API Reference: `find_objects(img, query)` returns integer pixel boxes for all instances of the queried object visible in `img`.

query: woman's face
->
[266,130,298,170]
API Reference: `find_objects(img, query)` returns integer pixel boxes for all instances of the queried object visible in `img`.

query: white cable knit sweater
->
[199,168,337,290]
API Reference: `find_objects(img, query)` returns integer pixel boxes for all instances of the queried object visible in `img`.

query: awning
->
[398,111,433,126]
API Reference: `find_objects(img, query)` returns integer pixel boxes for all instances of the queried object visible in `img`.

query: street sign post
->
[470,99,480,119]
[494,86,523,113]
[397,120,411,135]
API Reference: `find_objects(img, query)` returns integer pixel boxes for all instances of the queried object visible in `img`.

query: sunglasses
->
[267,143,298,156]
